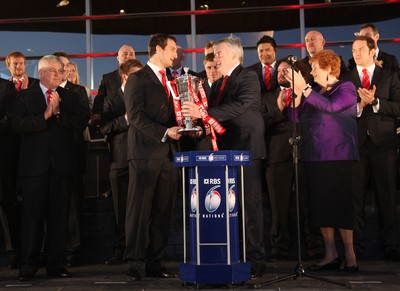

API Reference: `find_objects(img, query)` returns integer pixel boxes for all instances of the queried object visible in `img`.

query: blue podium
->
[174,151,251,285]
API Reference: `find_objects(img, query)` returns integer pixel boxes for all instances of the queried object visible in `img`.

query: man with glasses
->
[13,55,90,281]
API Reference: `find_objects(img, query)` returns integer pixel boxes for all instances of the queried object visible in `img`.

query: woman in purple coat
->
[285,50,359,272]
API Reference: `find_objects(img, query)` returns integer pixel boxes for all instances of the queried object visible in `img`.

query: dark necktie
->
[216,75,229,105]
[362,68,370,89]
[159,70,170,101]
[264,65,272,90]
[46,89,53,105]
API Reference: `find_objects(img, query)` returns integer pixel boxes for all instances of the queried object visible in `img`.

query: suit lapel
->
[371,66,383,87]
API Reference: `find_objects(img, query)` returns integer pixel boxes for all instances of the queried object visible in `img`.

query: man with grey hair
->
[13,55,90,281]
[182,36,266,278]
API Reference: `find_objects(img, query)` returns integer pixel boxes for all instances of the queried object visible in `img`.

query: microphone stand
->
[252,58,350,289]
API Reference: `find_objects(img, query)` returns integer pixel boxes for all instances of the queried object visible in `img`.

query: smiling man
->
[12,55,90,281]
[123,33,182,281]
[247,35,278,94]
[183,36,266,278]
[6,51,39,91]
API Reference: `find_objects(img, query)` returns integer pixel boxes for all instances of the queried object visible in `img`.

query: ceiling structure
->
[1,0,400,35]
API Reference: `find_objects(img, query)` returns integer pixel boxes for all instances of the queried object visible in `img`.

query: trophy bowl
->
[175,68,201,134]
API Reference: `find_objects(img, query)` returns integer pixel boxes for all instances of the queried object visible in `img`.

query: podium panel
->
[174,151,251,285]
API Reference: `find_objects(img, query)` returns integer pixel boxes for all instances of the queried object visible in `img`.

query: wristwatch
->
[371,98,378,106]
[302,84,312,95]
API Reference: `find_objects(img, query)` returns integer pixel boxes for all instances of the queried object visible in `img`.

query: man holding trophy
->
[182,36,267,278]
[123,33,183,281]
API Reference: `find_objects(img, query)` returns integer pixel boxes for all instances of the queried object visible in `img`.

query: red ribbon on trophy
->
[166,80,184,127]
[188,77,225,151]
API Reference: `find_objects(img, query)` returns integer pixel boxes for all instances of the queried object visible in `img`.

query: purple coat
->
[288,81,359,161]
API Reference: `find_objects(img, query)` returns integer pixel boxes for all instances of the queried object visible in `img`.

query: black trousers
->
[20,168,71,273]
[353,139,398,255]
[124,157,178,270]
[109,167,129,257]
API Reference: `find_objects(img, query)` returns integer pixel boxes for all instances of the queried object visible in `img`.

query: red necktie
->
[216,75,229,105]
[15,79,22,92]
[46,89,53,105]
[173,70,178,79]
[283,88,292,107]
[362,68,370,89]
[264,65,272,90]
[159,70,170,101]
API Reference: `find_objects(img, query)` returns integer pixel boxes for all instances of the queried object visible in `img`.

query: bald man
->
[92,45,136,122]
[299,30,347,83]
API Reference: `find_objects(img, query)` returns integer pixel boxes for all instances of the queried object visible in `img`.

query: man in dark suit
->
[166,45,200,79]
[347,23,400,77]
[123,34,182,281]
[247,35,278,95]
[92,45,135,122]
[202,52,221,98]
[6,51,39,91]
[100,59,143,265]
[183,36,266,278]
[53,52,90,267]
[0,78,21,268]
[342,36,400,261]
[13,55,90,281]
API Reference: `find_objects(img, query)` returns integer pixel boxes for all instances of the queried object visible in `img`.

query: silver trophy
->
[175,67,201,134]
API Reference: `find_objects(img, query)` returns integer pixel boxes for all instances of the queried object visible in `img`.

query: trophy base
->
[178,127,201,134]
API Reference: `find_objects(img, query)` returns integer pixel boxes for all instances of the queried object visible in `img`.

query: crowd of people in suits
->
[0,22,399,283]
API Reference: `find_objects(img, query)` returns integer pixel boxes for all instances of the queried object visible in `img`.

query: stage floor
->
[0,259,399,290]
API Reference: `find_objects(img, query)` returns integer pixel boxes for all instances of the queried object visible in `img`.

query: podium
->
[174,151,251,285]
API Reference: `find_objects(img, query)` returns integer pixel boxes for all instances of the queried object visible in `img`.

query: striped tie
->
[362,68,370,89]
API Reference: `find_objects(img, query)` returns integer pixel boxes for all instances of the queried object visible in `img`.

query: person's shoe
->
[343,265,359,273]
[250,261,266,279]
[308,257,341,271]
[105,255,123,265]
[385,250,400,261]
[18,269,35,282]
[47,268,72,278]
[146,267,177,278]
[8,252,20,269]
[66,255,82,268]
[126,267,141,281]
[270,254,287,262]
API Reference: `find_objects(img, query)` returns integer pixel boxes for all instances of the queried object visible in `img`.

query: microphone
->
[287,56,298,63]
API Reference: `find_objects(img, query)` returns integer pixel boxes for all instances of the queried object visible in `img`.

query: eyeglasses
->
[45,68,64,74]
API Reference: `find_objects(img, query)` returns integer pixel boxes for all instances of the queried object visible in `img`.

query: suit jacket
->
[288,81,359,162]
[202,80,212,98]
[0,78,18,174]
[342,66,400,148]
[207,65,266,159]
[247,62,277,95]
[9,76,39,91]
[92,69,121,114]
[12,83,90,177]
[64,80,90,141]
[166,67,200,79]
[347,50,400,78]
[125,65,179,160]
[100,88,129,169]
[261,88,294,165]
